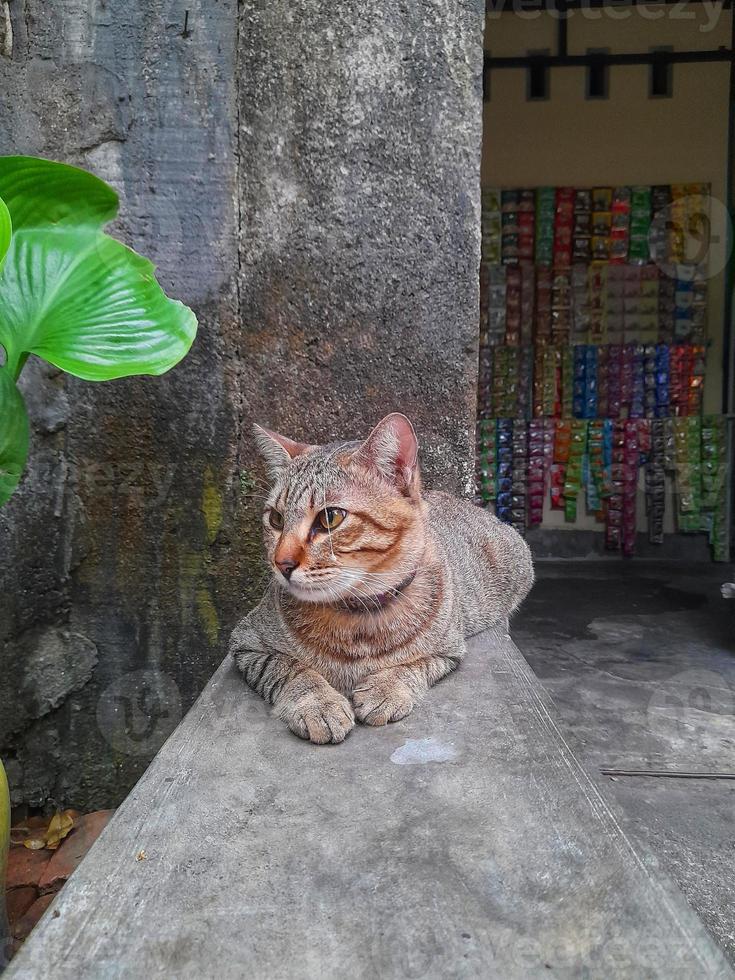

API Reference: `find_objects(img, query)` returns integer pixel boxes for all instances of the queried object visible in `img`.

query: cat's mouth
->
[279,578,341,603]
[276,567,417,611]
[274,568,350,604]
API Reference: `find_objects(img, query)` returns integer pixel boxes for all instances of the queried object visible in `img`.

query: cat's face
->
[255,414,424,604]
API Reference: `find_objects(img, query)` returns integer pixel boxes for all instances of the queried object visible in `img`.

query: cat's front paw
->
[352,673,414,726]
[278,689,355,745]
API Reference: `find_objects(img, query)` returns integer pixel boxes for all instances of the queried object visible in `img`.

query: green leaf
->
[0,156,197,382]
[0,367,29,506]
[0,195,10,270]
[0,156,118,230]
[0,227,197,380]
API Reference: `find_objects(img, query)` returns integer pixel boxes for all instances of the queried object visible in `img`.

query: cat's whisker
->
[341,582,386,614]
[335,569,425,614]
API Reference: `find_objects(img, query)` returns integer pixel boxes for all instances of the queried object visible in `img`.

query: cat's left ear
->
[253,424,315,478]
[353,413,420,497]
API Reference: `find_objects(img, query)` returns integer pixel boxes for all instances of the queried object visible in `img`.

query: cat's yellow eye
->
[317,507,346,531]
[269,509,284,530]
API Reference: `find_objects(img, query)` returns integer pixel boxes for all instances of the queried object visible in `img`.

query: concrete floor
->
[513,560,735,964]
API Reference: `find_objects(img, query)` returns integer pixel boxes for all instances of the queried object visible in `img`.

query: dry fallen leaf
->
[21,809,76,851]
[45,810,75,850]
[136,849,147,862]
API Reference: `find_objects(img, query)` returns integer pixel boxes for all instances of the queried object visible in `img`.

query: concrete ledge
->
[6,627,731,978]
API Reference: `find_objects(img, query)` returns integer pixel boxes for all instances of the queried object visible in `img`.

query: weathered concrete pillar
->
[237,0,484,491]
[0,0,484,808]
[0,0,242,808]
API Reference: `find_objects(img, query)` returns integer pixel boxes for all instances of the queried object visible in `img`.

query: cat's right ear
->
[253,424,314,478]
[352,413,420,497]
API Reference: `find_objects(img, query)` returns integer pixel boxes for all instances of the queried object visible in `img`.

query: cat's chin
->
[276,578,346,604]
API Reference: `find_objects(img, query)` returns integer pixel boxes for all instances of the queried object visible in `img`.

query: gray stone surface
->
[514,561,735,963]
[237,0,483,494]
[5,627,730,979]
[0,0,483,808]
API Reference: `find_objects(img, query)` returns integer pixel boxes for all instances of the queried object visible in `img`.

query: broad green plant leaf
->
[0,156,117,230]
[0,156,197,381]
[0,228,198,380]
[0,367,29,506]
[0,195,10,270]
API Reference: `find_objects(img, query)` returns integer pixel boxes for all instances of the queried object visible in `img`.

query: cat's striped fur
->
[230,413,534,744]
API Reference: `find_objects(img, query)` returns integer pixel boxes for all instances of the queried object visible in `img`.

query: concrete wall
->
[0,0,484,809]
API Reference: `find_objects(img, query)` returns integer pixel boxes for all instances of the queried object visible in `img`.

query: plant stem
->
[12,351,28,382]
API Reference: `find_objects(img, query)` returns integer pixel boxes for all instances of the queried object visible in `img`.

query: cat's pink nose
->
[276,556,299,580]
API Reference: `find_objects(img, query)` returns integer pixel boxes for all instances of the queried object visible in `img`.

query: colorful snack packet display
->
[533,344,562,418]
[606,344,627,419]
[605,420,625,551]
[596,344,610,418]
[621,420,641,556]
[700,415,728,561]
[629,343,645,419]
[572,345,598,419]
[495,419,514,525]
[588,264,607,344]
[673,266,695,341]
[475,183,721,559]
[672,416,702,532]
[637,264,660,343]
[563,420,587,522]
[511,421,528,534]
[481,188,502,264]
[485,263,507,346]
[609,187,631,264]
[657,272,675,343]
[527,419,547,526]
[553,187,575,269]
[591,187,612,263]
[688,344,705,416]
[604,264,625,344]
[586,419,608,518]
[551,420,571,509]
[669,184,689,265]
[491,346,517,418]
[646,419,666,544]
[654,343,670,417]
[561,346,574,419]
[520,263,536,347]
[691,274,707,344]
[571,264,590,343]
[629,186,652,263]
[505,265,522,345]
[551,271,572,345]
[475,419,497,506]
[535,187,556,267]
[501,190,520,266]
[488,346,533,419]
[477,339,493,419]
[573,189,592,263]
[534,267,553,345]
[519,189,536,264]
[649,184,672,266]
[518,346,534,420]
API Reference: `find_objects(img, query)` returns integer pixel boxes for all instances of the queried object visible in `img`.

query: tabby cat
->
[230,413,534,744]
